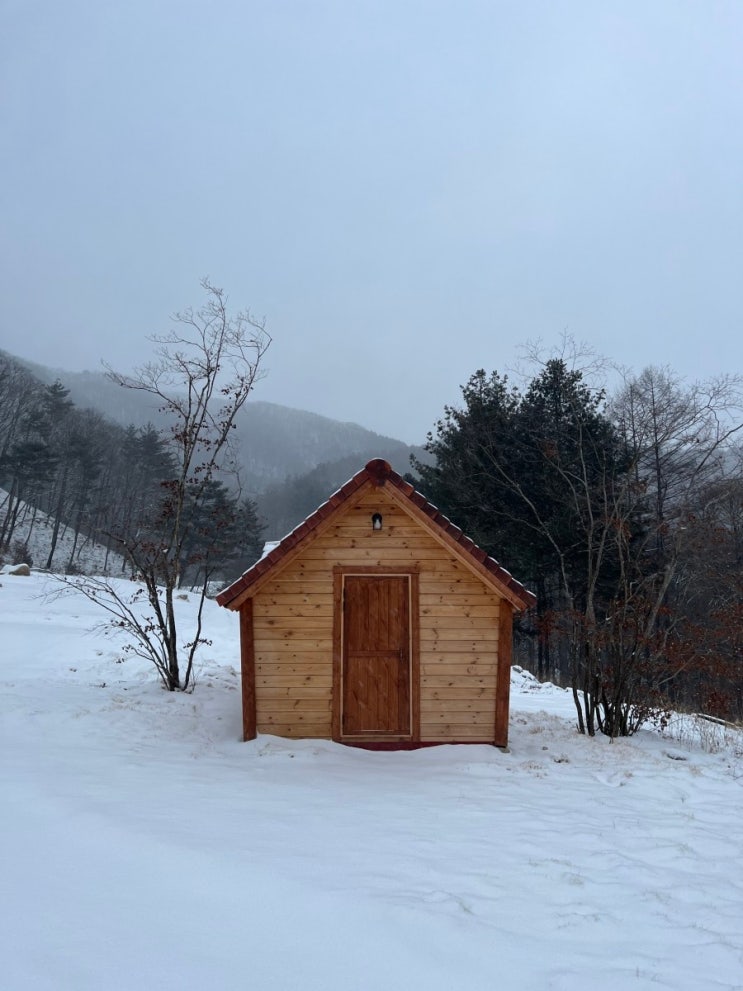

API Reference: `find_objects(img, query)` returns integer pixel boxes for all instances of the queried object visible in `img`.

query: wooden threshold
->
[343,740,498,751]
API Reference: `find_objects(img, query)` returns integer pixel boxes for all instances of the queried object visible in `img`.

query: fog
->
[2,1,742,442]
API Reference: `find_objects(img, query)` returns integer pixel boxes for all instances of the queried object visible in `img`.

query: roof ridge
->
[217,459,536,610]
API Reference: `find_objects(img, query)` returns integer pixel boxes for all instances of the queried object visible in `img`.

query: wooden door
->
[342,575,410,737]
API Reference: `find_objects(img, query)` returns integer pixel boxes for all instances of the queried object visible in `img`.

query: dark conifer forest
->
[0,351,264,583]
[414,359,743,727]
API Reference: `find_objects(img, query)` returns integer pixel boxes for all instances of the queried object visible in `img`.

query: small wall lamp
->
[371,513,383,531]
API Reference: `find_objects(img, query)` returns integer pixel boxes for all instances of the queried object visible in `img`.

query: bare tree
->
[63,279,270,691]
[591,368,743,731]
[416,354,743,736]
[531,365,743,735]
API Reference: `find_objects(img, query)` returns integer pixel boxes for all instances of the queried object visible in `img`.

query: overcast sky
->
[2,1,742,443]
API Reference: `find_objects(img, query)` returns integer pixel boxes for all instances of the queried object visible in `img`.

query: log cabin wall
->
[250,485,502,742]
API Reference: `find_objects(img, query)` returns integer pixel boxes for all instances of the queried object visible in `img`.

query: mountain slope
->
[12,355,425,490]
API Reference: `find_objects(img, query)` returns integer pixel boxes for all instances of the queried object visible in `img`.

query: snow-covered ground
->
[0,487,125,575]
[1,572,741,991]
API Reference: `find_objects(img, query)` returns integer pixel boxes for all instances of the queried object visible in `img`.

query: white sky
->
[2,1,742,442]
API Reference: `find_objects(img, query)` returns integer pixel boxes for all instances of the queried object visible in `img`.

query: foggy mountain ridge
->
[9,353,426,492]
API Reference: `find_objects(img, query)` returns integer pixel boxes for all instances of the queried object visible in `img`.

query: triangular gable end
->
[217,459,536,612]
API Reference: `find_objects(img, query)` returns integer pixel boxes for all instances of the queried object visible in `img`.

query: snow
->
[0,486,125,575]
[1,572,741,991]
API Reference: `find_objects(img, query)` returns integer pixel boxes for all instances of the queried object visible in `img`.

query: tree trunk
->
[46,468,68,570]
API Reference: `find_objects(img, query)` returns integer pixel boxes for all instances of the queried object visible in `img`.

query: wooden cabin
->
[217,459,535,748]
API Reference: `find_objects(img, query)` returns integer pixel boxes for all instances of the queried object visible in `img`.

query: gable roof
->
[217,458,536,611]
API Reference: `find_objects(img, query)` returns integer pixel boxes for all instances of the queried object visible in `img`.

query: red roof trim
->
[217,458,536,611]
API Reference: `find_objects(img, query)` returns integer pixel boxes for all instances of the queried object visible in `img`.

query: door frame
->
[332,565,420,743]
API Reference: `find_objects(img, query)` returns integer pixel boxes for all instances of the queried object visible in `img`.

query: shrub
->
[11,540,32,567]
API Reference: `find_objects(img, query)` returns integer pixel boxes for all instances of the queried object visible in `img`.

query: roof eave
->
[216,459,536,612]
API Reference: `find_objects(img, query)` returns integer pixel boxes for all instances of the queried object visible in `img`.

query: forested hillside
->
[17,356,423,490]
[0,351,263,579]
[0,350,424,577]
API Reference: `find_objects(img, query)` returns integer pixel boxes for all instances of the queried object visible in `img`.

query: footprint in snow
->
[593,770,629,787]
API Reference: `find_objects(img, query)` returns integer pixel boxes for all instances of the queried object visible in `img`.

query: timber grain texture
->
[250,487,503,742]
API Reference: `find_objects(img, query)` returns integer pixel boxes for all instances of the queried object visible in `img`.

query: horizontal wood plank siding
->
[250,485,502,742]
[419,560,498,740]
[253,552,334,737]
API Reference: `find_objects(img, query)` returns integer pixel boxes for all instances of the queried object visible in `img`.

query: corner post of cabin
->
[239,599,257,741]
[494,599,514,749]
[331,567,343,742]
